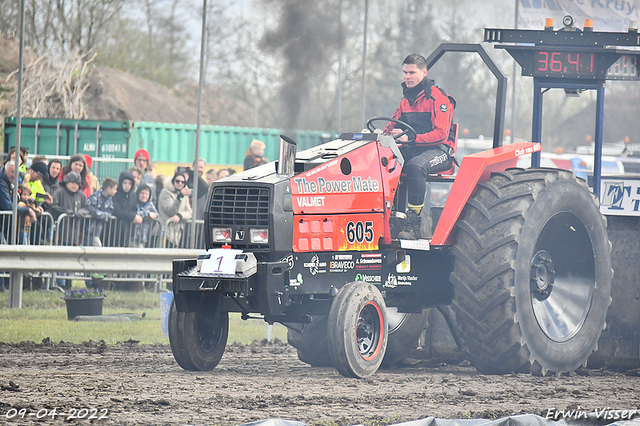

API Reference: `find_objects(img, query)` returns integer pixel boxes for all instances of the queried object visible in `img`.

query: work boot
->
[398,209,432,240]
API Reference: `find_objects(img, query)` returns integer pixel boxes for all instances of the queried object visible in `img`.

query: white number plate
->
[200,249,243,275]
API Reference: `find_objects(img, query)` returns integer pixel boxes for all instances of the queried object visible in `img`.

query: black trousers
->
[400,146,453,206]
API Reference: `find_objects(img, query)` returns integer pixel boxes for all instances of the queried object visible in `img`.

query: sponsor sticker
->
[396,255,411,273]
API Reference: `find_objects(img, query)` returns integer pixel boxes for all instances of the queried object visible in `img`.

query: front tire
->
[451,168,612,375]
[327,282,388,378]
[168,297,229,371]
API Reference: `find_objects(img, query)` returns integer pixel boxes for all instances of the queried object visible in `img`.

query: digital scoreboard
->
[484,27,640,81]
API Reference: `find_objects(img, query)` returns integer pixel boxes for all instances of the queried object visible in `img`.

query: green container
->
[130,122,334,166]
[4,118,335,168]
[3,117,130,158]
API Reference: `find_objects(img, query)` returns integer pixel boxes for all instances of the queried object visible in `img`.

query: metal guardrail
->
[0,246,202,308]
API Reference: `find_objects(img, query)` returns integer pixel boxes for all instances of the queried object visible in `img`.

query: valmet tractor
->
[169,111,612,377]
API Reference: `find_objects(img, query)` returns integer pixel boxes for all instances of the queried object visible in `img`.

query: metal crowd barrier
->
[1,211,207,294]
[0,211,54,246]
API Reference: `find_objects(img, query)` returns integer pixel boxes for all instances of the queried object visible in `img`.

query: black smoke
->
[260,0,345,130]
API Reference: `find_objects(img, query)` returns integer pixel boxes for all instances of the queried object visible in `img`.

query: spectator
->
[155,174,165,197]
[131,183,159,247]
[112,171,139,246]
[243,140,268,171]
[84,154,100,194]
[32,156,48,165]
[85,177,117,246]
[26,162,53,207]
[129,166,144,189]
[217,168,229,180]
[51,169,87,282]
[51,171,87,220]
[58,154,92,198]
[205,168,217,185]
[194,158,206,177]
[158,172,192,247]
[41,159,62,194]
[134,149,158,203]
[4,148,26,184]
[0,161,36,237]
[17,185,38,244]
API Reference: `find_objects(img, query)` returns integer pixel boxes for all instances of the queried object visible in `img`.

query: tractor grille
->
[208,186,271,250]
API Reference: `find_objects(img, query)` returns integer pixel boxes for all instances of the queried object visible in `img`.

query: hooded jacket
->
[51,180,87,220]
[158,175,192,225]
[112,171,138,223]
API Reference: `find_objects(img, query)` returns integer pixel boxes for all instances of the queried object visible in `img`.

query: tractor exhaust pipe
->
[278,135,297,176]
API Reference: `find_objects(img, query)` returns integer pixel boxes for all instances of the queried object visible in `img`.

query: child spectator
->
[131,183,159,247]
[51,171,86,250]
[112,171,139,246]
[85,177,117,246]
[129,166,144,189]
[243,140,268,170]
[205,168,217,185]
[17,185,37,244]
[59,154,92,197]
[51,171,86,219]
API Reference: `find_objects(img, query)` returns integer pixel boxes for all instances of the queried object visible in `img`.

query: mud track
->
[0,340,638,425]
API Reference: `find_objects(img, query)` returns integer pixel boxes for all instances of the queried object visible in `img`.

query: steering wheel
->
[366,117,418,144]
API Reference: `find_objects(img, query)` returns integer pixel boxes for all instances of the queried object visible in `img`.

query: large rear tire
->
[288,308,427,369]
[381,308,429,368]
[168,297,229,371]
[451,168,612,375]
[287,316,334,368]
[327,282,388,378]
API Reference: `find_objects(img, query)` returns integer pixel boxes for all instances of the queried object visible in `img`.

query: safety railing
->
[0,211,55,246]
[1,211,206,292]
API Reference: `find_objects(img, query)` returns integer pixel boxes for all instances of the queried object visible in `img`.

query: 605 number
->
[346,221,374,244]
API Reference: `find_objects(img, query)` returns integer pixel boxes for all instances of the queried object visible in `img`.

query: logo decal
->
[235,230,245,240]
[440,104,447,112]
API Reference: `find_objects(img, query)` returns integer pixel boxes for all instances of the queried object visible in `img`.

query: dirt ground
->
[0,340,639,426]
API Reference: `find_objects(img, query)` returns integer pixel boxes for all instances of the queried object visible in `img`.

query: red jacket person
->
[384,53,456,239]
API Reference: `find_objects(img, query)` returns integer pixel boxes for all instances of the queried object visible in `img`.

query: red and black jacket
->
[385,78,455,148]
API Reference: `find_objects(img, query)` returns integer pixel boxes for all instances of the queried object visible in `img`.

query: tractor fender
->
[431,142,541,246]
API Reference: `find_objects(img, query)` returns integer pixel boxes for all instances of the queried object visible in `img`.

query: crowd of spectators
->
[0,147,241,248]
[0,143,260,292]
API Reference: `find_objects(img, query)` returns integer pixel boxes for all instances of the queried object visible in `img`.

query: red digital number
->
[567,53,579,72]
[550,52,562,72]
[537,51,548,71]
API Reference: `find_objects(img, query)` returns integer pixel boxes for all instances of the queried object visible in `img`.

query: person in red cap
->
[134,148,157,204]
[83,154,100,194]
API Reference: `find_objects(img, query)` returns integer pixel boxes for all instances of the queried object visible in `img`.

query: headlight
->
[211,228,232,243]
[250,229,269,244]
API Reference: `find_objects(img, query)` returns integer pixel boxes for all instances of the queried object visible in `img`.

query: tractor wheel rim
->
[357,301,383,360]
[530,212,595,343]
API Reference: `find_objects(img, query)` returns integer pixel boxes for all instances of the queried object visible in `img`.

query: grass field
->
[0,285,288,345]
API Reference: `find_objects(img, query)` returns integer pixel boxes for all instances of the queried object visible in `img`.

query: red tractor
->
[169,46,612,378]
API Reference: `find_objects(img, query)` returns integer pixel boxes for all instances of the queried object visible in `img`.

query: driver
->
[384,53,456,240]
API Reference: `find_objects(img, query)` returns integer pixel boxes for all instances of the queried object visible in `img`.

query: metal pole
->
[359,0,369,129]
[531,81,543,168]
[190,0,207,249]
[9,0,26,309]
[510,0,519,142]
[337,2,343,135]
[593,85,605,199]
